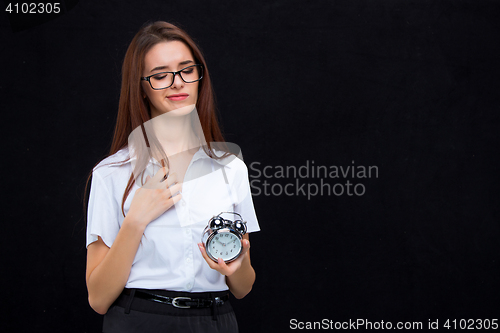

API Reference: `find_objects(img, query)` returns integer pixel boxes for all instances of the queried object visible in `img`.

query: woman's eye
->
[182,69,194,74]
[153,74,168,80]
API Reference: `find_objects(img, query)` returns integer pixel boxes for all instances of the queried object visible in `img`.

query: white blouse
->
[86,147,260,292]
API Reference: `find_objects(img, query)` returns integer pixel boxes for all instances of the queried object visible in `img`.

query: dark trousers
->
[103,289,238,333]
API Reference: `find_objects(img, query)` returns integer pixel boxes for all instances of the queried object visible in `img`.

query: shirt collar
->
[191,147,234,167]
[119,145,234,168]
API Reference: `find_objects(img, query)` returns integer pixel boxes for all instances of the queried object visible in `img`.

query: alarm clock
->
[201,212,247,263]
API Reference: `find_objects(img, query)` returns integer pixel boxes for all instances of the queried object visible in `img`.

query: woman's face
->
[142,41,199,118]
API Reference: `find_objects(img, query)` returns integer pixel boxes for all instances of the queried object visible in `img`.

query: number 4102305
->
[6,3,61,14]
[444,319,498,330]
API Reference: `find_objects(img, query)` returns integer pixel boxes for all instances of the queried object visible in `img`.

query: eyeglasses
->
[141,64,204,90]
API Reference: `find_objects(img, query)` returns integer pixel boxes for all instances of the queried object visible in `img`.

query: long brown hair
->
[86,21,225,216]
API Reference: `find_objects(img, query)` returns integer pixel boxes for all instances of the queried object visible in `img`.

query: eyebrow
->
[150,60,194,73]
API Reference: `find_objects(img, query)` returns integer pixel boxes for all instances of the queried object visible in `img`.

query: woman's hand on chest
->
[126,166,182,228]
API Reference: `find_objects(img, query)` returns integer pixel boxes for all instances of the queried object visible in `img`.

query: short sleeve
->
[232,162,260,234]
[86,171,121,248]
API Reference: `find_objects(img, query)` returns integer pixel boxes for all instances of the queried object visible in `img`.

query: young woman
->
[85,21,259,333]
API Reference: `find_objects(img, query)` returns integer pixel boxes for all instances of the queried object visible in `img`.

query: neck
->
[150,107,200,156]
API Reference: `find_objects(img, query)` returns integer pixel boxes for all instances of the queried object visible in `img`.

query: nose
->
[170,72,185,89]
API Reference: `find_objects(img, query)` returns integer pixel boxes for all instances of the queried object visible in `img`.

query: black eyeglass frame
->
[141,64,204,90]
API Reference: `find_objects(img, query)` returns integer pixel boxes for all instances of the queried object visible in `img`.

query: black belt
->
[123,289,229,309]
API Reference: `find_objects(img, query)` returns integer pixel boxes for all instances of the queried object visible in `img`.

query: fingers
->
[197,243,222,270]
[217,257,229,270]
[144,167,169,187]
[144,167,181,192]
[166,182,182,198]
[164,172,177,187]
[197,243,217,269]
[198,243,208,259]
[170,191,182,205]
[239,239,250,256]
[153,166,169,181]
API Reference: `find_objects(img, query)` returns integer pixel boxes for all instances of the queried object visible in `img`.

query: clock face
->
[207,230,242,262]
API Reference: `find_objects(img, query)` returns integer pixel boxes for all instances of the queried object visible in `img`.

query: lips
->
[167,93,189,101]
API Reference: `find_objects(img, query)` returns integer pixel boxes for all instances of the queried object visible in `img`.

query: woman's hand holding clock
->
[198,238,250,277]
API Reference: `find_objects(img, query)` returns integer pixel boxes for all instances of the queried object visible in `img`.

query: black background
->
[1,0,499,332]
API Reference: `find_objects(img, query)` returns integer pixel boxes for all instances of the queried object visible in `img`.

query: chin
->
[165,104,197,117]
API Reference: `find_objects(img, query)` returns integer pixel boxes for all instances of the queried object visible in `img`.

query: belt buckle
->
[172,296,191,309]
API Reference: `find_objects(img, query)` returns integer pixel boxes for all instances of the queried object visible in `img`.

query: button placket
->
[183,227,194,291]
